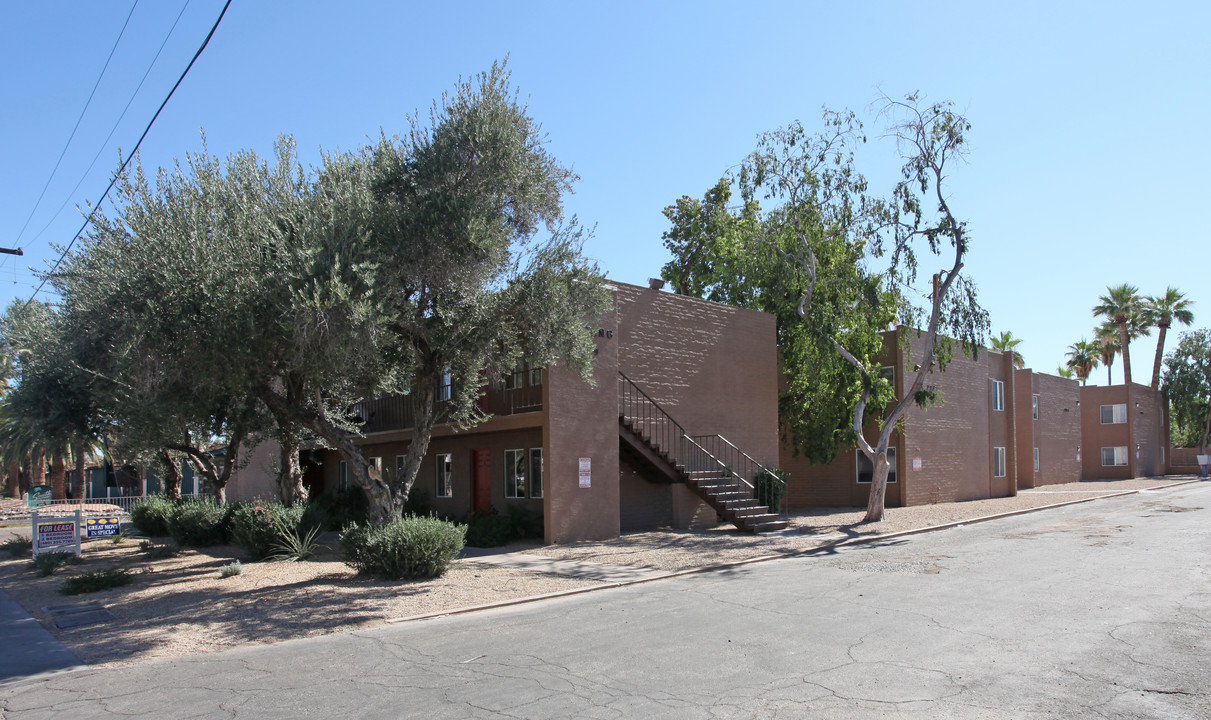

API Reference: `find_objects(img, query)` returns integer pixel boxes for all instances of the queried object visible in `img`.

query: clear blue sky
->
[2,1,1207,384]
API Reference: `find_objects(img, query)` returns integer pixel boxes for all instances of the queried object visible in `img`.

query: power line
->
[22,0,193,254]
[12,1,140,247]
[27,0,233,304]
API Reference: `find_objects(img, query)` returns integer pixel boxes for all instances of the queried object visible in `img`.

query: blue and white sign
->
[85,517,121,538]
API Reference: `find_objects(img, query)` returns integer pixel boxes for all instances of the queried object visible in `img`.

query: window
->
[395,455,406,484]
[1033,448,1040,473]
[504,363,526,390]
[338,461,349,491]
[529,366,543,387]
[993,447,1007,478]
[505,449,527,498]
[1101,446,1128,466]
[438,371,452,402]
[992,380,1005,411]
[529,448,543,498]
[1032,395,1039,420]
[856,448,897,484]
[1100,404,1127,424]
[435,453,453,498]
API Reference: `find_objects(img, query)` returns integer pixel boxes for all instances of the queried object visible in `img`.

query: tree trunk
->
[1151,323,1169,390]
[159,450,183,500]
[7,460,20,498]
[278,436,306,506]
[50,452,66,500]
[32,450,45,488]
[73,453,86,500]
[863,450,892,523]
[258,386,396,525]
[1119,321,1132,385]
[1107,361,1113,386]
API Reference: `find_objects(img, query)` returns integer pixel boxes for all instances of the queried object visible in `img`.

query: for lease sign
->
[36,521,77,549]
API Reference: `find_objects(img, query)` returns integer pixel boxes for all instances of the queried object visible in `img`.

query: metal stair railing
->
[618,372,786,515]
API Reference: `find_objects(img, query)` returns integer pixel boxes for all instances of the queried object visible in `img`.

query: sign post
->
[31,509,82,558]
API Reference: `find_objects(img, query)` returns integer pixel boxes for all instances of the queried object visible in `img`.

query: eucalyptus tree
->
[660,171,892,465]
[1065,338,1100,386]
[667,95,988,522]
[991,331,1024,368]
[1146,287,1195,390]
[1093,284,1152,385]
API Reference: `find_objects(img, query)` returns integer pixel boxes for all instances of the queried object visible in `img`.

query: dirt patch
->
[0,538,598,668]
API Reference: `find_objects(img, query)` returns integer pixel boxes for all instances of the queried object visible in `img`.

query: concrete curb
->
[386,478,1204,625]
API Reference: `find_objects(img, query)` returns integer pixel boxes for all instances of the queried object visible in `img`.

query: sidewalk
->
[0,588,84,686]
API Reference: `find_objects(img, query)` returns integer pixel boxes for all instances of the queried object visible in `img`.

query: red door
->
[472,449,492,515]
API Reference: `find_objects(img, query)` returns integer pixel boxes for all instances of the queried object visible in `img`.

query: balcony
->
[351,382,543,434]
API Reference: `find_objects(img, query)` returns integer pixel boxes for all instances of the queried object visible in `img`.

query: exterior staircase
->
[618,372,788,534]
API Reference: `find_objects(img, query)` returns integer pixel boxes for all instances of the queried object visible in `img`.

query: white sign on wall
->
[578,457,591,488]
[913,457,922,471]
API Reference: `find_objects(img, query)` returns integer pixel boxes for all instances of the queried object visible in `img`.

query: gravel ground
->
[0,475,1195,669]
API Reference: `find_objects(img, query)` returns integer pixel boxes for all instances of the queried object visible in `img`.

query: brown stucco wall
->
[613,283,780,471]
[1080,385,1133,479]
[544,301,621,544]
[899,334,1011,505]
[1129,384,1167,476]
[1032,373,1082,486]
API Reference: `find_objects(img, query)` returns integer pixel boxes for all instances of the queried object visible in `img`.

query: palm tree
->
[1092,284,1151,385]
[991,331,1025,369]
[1065,339,1101,386]
[1095,324,1120,385]
[1055,366,1075,380]
[1145,287,1195,390]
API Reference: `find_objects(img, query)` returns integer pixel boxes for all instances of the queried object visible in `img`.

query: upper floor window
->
[1032,395,1039,420]
[529,366,543,387]
[992,380,1005,411]
[504,363,527,390]
[1100,404,1127,424]
[438,371,452,402]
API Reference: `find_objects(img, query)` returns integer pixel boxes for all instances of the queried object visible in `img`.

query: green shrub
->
[166,498,232,547]
[1,534,32,558]
[130,495,178,537]
[30,551,81,577]
[220,560,242,578]
[59,567,134,595]
[464,507,512,548]
[139,539,182,559]
[230,502,306,560]
[302,487,369,533]
[755,468,788,513]
[506,505,543,540]
[340,515,465,580]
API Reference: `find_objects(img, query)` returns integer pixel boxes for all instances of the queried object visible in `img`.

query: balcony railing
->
[352,382,543,434]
